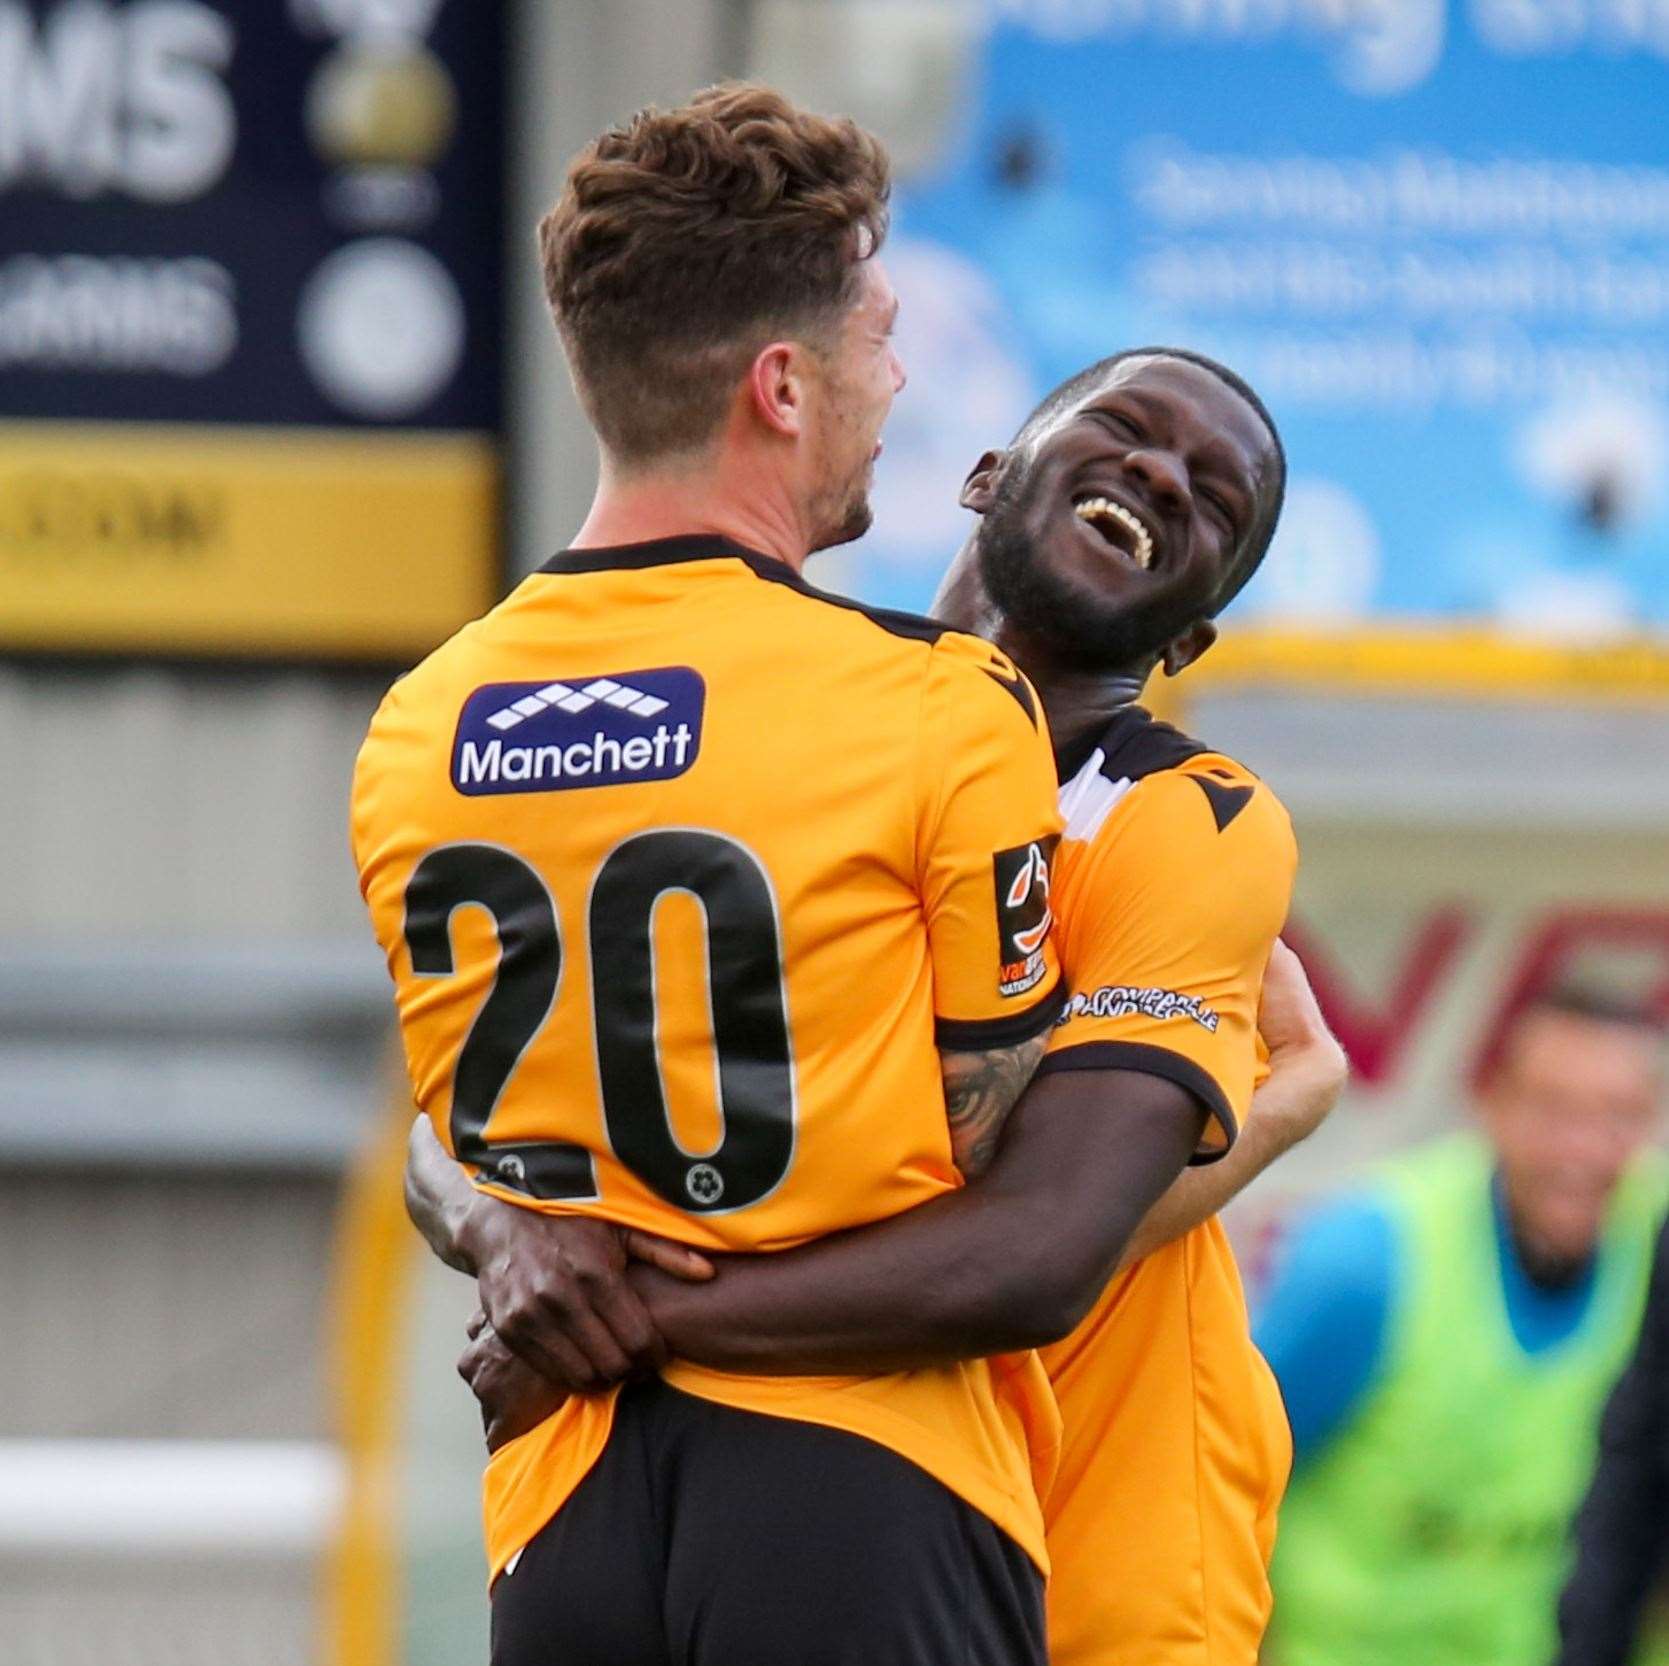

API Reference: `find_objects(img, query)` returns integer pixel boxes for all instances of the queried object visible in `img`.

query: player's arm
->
[608,762,1299,1371]
[939,1033,1052,1179]
[612,941,1324,1374]
[917,636,1068,1178]
[1111,941,1346,1270]
[456,970,1333,1400]
[403,1114,712,1390]
[456,1004,1330,1443]
[406,1113,487,1275]
[460,762,1295,1394]
[642,1067,1208,1371]
[456,1071,1202,1447]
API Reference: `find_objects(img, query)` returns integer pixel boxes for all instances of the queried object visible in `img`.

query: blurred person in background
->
[1557,1207,1669,1666]
[1258,986,1668,1666]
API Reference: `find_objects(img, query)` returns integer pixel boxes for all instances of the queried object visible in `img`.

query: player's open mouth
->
[1073,495,1156,572]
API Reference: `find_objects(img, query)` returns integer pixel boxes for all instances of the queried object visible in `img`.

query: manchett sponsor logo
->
[1058,985,1220,1032]
[451,668,704,796]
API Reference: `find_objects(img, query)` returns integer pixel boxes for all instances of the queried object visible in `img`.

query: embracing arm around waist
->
[632,1065,1208,1372]
[631,948,1345,1372]
[404,1113,709,1392]
[406,1053,1197,1384]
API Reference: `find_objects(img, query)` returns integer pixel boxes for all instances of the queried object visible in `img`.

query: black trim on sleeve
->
[934,978,1068,1052]
[1034,1040,1239,1164]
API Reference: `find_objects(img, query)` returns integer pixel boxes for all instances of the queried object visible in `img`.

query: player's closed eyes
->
[1092,410,1141,441]
[1201,489,1237,534]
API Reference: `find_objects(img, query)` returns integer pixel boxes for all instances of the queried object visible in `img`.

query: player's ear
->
[959,450,1007,512]
[1161,619,1218,678]
[748,340,806,438]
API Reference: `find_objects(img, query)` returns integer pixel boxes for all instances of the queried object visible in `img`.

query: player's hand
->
[461,1195,714,1392]
[460,1310,568,1453]
[1256,940,1349,1152]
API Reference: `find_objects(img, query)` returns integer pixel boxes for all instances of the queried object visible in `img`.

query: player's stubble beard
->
[804,344,881,555]
[975,463,1207,674]
[808,469,873,553]
[805,436,875,554]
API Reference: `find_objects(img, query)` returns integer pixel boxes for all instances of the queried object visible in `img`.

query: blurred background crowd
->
[2,2,1667,1663]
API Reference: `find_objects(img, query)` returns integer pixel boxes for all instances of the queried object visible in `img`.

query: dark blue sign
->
[0,0,502,431]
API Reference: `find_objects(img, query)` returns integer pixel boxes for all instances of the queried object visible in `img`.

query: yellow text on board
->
[0,422,499,661]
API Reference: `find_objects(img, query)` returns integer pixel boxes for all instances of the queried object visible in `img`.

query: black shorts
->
[490,1377,1046,1666]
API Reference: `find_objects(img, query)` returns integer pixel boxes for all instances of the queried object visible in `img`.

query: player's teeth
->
[1073,498,1153,570]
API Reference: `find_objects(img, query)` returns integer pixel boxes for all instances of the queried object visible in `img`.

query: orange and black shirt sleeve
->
[914,632,1066,1051]
[1040,756,1296,1161]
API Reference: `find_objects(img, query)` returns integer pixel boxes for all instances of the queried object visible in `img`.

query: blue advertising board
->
[846,1,1669,694]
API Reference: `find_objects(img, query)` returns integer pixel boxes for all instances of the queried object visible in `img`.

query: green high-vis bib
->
[1272,1134,1666,1666]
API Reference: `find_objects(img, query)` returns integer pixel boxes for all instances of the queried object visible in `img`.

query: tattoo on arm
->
[939,1033,1049,1180]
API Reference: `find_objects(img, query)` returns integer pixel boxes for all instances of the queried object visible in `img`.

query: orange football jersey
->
[1035,707,1297,1666]
[351,535,1067,1582]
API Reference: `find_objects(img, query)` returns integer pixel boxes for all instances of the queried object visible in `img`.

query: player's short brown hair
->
[540,83,891,464]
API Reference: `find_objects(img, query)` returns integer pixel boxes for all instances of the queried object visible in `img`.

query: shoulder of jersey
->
[926,629,1046,733]
[365,617,484,725]
[1059,705,1288,844]
[712,561,1046,732]
[743,563,955,650]
[540,543,961,654]
[361,608,523,772]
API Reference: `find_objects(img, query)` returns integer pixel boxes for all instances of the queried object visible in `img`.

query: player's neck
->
[1007,654,1150,763]
[570,449,811,574]
[933,549,1150,761]
[1495,1171,1595,1293]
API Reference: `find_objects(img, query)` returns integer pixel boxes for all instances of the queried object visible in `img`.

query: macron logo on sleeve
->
[451,668,705,795]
